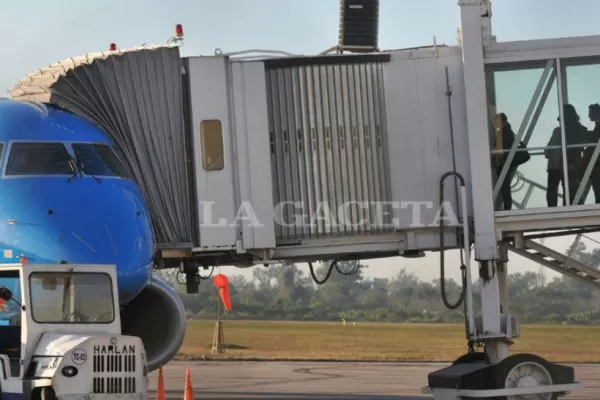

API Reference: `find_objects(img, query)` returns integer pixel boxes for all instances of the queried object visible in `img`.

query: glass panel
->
[566,232,600,268]
[200,119,225,171]
[503,152,567,210]
[72,143,132,179]
[29,272,114,324]
[5,142,74,176]
[563,60,600,206]
[0,143,4,163]
[487,60,571,211]
[0,271,21,326]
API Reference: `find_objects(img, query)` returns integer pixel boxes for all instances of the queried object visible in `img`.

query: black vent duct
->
[338,0,380,53]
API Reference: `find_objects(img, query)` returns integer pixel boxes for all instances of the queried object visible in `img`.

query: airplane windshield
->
[71,143,132,179]
[5,142,74,176]
[29,271,114,324]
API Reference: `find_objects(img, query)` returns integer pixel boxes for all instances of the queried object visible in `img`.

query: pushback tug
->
[0,262,148,399]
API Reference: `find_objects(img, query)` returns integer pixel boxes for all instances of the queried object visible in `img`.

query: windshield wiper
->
[66,156,81,183]
[89,174,102,183]
[77,159,102,183]
[61,267,75,320]
[67,157,102,183]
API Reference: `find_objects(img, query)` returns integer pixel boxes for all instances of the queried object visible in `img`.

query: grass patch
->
[177,320,600,363]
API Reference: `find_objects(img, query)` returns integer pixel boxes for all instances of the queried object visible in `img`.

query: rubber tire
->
[492,353,558,400]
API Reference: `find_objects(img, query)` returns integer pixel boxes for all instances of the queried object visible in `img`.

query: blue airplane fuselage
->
[0,99,154,304]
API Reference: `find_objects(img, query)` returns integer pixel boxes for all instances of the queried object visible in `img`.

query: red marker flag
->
[212,274,231,311]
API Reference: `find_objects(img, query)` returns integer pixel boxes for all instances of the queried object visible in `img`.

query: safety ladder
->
[506,234,600,290]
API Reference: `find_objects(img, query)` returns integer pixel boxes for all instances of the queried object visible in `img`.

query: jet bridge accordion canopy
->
[8,45,194,248]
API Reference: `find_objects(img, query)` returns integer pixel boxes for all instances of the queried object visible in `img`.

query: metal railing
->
[492,142,600,209]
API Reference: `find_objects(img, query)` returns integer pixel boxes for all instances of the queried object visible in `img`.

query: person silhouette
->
[494,113,518,210]
[582,103,600,203]
[493,113,530,210]
[545,104,588,206]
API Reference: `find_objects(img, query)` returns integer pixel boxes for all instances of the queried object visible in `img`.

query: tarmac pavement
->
[148,361,599,399]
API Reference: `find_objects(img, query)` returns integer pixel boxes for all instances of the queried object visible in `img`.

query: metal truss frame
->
[489,55,600,211]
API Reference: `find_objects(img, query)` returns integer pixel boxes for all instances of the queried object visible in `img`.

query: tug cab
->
[0,263,148,399]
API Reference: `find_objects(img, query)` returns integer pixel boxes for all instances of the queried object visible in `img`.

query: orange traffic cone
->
[184,369,194,400]
[156,367,165,400]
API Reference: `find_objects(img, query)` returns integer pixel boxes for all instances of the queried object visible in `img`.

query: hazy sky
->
[3,0,600,282]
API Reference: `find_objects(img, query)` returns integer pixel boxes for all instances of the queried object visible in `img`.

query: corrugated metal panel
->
[266,60,392,241]
[8,45,194,247]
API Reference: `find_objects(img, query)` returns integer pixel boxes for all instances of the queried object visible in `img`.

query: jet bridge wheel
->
[492,353,559,400]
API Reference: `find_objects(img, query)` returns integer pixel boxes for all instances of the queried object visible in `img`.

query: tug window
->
[200,119,225,171]
[5,142,73,176]
[29,271,114,324]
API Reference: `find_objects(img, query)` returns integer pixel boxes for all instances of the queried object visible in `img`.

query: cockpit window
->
[5,142,73,176]
[72,143,132,179]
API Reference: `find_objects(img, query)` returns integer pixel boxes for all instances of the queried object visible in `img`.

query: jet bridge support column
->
[458,0,507,358]
[459,0,497,262]
[426,1,582,398]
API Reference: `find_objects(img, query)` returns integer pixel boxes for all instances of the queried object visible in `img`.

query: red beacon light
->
[109,43,117,51]
[175,24,184,38]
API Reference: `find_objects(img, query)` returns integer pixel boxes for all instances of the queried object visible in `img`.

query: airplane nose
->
[41,179,153,303]
[0,177,154,304]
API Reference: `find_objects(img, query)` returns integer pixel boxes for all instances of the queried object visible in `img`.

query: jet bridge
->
[8,42,473,267]
[11,37,600,266]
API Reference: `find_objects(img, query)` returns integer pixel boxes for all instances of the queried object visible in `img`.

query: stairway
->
[506,236,600,290]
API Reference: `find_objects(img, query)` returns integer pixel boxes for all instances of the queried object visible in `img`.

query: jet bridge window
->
[488,57,600,210]
[5,142,73,176]
[71,143,132,179]
[200,119,225,171]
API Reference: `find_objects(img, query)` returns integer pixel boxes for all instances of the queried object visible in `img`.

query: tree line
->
[155,243,600,325]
